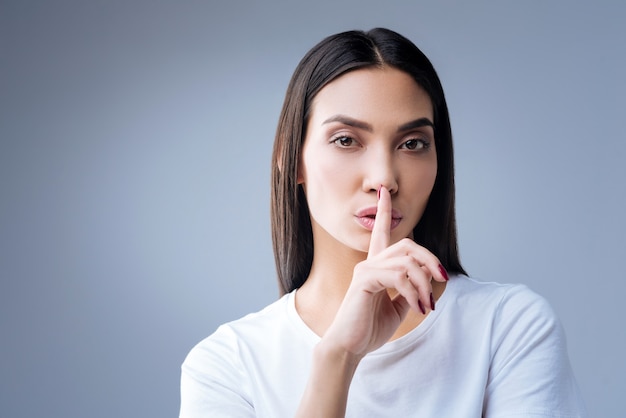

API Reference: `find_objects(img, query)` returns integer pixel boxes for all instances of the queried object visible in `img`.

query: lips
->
[355,206,403,231]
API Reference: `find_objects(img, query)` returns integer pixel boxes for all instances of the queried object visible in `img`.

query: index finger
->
[368,185,391,259]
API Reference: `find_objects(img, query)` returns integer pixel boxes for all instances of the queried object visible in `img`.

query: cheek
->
[405,161,438,220]
[426,164,438,193]
[301,151,350,191]
[408,160,437,192]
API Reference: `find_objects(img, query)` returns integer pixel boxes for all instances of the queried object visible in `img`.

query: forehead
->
[309,67,434,125]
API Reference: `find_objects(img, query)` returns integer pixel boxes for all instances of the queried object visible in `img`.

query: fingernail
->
[439,264,449,281]
[418,299,426,315]
[430,292,436,311]
[377,185,383,200]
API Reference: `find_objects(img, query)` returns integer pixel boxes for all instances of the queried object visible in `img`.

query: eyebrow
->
[397,118,434,132]
[322,114,434,133]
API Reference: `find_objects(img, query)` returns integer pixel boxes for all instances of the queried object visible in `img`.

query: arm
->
[295,186,448,417]
[294,339,361,418]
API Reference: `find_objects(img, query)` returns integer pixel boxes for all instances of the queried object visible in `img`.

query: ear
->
[276,156,282,174]
[296,155,304,184]
[296,168,304,184]
[275,150,304,184]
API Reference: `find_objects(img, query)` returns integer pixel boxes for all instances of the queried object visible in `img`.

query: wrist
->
[314,337,363,375]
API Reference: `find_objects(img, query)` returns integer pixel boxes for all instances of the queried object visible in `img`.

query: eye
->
[331,135,357,148]
[400,138,430,151]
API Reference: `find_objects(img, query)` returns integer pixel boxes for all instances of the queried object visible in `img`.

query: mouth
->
[356,206,403,219]
[355,207,403,230]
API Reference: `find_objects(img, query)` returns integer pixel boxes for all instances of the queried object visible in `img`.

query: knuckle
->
[399,238,415,248]
[353,261,367,276]
[393,270,405,283]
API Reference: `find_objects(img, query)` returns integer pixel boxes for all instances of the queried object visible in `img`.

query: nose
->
[362,147,399,195]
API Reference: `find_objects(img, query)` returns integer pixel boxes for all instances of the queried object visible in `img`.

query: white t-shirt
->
[180,276,587,417]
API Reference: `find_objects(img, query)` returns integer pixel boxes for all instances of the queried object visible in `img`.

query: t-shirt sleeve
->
[483,285,588,418]
[179,325,255,418]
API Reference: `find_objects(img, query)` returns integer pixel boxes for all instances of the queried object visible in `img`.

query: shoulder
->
[183,293,291,369]
[453,277,589,415]
[450,275,556,321]
[180,294,293,415]
[446,275,564,351]
[451,276,571,377]
[183,295,289,374]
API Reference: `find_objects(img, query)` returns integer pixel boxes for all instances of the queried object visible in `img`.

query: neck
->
[306,242,365,295]
[295,224,369,336]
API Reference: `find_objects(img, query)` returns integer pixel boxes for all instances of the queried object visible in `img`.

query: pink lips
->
[355,206,403,231]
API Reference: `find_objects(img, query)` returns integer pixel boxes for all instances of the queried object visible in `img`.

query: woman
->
[180,28,586,417]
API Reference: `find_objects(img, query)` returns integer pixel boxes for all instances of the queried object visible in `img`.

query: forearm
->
[294,339,362,418]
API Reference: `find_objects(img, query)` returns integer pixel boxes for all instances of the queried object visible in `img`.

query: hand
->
[321,186,448,359]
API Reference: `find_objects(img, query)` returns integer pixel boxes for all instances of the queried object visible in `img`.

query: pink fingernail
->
[377,185,383,200]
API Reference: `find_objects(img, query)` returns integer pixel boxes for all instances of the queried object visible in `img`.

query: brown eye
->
[333,136,354,147]
[401,139,429,151]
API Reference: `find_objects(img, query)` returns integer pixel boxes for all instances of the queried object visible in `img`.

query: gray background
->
[1,0,624,417]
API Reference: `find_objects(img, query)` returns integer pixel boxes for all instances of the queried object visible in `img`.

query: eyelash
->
[400,138,431,151]
[331,135,357,147]
[330,135,431,151]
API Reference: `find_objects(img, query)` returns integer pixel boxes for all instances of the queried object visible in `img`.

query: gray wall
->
[1,1,624,417]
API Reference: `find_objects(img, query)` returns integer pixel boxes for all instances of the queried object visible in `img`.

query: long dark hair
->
[271,28,466,295]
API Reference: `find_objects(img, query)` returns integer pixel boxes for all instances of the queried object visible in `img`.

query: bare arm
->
[294,340,361,418]
[294,186,448,417]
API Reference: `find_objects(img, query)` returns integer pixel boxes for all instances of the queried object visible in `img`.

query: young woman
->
[180,28,587,417]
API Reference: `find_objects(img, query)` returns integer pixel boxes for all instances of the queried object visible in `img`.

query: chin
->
[342,237,371,254]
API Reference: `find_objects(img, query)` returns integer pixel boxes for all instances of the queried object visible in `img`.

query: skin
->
[294,67,449,417]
